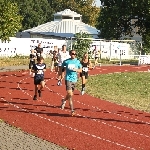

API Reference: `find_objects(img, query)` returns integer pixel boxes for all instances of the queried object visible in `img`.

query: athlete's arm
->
[34,47,37,53]
[31,64,38,73]
[88,60,93,69]
[61,60,66,73]
[41,48,43,54]
[33,55,36,59]
[43,63,46,72]
[57,52,60,62]
[73,68,82,73]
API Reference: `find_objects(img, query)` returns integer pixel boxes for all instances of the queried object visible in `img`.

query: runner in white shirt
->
[57,45,70,86]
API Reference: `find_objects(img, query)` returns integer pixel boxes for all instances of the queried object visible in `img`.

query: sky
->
[95,0,101,6]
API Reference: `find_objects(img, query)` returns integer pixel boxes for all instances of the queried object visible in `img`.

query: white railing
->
[138,55,150,65]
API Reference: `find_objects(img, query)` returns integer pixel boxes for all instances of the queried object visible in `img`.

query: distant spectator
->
[29,49,36,75]
[93,48,100,69]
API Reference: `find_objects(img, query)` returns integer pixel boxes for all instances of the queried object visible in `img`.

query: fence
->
[69,38,143,60]
[0,37,148,66]
[0,37,66,57]
[138,55,150,65]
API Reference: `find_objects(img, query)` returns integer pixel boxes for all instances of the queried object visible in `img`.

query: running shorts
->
[65,80,76,91]
[80,71,88,79]
[29,60,35,69]
[34,75,44,85]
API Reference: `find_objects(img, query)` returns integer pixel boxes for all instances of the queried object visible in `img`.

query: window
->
[62,16,72,19]
[74,17,80,20]
[54,16,61,19]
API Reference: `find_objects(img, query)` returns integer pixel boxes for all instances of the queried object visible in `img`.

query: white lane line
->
[1,70,148,148]
[0,96,137,150]
[17,74,150,141]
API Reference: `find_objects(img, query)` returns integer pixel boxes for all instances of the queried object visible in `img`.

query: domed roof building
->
[21,9,100,39]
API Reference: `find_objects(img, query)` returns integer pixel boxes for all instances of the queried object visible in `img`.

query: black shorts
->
[59,66,65,72]
[80,71,88,79]
[95,57,99,60]
[29,60,35,69]
[34,75,44,85]
[65,80,76,91]
[54,62,58,67]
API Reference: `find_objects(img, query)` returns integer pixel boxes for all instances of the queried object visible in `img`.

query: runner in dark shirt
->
[34,43,43,60]
[32,56,46,100]
[80,52,92,95]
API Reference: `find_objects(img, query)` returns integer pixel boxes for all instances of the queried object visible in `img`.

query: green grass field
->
[77,72,150,112]
[0,56,138,67]
[0,56,51,67]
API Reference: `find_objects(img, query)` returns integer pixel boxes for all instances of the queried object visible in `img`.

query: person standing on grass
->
[32,56,46,100]
[34,43,43,60]
[80,52,92,95]
[93,48,100,69]
[60,50,82,116]
[29,49,36,75]
[57,45,70,86]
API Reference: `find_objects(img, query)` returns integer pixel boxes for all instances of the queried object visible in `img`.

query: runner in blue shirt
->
[60,50,82,116]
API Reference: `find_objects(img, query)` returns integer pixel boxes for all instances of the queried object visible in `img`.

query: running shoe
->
[61,99,66,110]
[57,80,62,86]
[33,95,37,100]
[81,91,85,95]
[71,111,75,116]
[38,90,41,97]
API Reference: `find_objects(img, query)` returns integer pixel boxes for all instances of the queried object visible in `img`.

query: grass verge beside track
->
[77,72,150,112]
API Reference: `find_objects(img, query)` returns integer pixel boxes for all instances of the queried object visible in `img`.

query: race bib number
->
[83,67,88,72]
[68,64,75,70]
[37,70,43,74]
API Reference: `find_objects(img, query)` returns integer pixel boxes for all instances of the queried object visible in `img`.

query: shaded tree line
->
[96,0,150,53]
[0,0,100,41]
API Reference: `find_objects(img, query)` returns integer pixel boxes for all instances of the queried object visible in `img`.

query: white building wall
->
[90,41,134,59]
[0,37,66,57]
[0,37,139,59]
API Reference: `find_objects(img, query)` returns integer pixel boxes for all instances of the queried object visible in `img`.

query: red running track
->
[0,66,150,150]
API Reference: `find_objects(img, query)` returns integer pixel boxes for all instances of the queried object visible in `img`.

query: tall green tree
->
[97,0,148,39]
[72,32,92,60]
[97,0,150,53]
[0,0,23,41]
[48,0,100,27]
[11,0,54,30]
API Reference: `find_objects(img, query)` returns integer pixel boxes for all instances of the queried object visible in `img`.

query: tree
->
[48,0,100,27]
[97,0,150,53]
[11,0,54,30]
[72,32,92,60]
[97,0,149,38]
[0,0,23,41]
